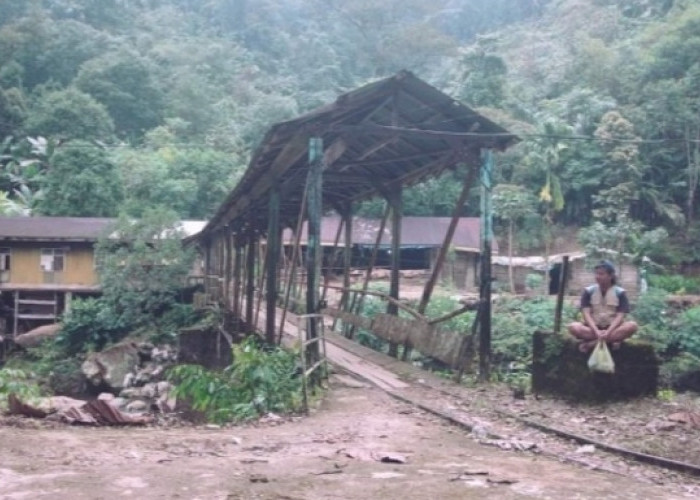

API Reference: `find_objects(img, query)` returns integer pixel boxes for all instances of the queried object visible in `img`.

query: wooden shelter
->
[197,70,517,367]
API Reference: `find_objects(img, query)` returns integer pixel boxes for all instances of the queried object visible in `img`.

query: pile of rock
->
[81,341,178,414]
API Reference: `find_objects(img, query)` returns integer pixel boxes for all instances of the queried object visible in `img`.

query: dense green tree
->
[455,39,508,107]
[74,50,164,139]
[493,184,537,292]
[38,140,123,216]
[0,87,26,137]
[94,208,195,330]
[25,87,115,141]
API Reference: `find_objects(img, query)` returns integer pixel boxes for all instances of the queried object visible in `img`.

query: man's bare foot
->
[578,340,597,353]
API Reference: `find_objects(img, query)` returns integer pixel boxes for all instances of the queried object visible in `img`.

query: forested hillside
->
[0,0,698,263]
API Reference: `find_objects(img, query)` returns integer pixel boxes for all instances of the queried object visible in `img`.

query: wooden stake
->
[554,255,570,334]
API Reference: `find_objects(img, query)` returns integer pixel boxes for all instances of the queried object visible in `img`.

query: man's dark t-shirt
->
[580,286,630,313]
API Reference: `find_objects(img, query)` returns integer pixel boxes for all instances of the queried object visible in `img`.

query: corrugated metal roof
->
[281,216,494,252]
[0,217,207,242]
[0,217,113,241]
[201,71,518,238]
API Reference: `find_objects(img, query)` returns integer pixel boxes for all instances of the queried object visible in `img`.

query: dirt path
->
[0,376,692,500]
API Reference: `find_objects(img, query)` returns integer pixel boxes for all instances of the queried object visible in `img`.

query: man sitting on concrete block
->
[568,260,638,353]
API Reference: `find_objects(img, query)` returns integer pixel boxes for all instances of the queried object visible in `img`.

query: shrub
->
[677,306,700,358]
[425,295,476,333]
[354,293,388,352]
[632,289,676,355]
[648,274,700,295]
[491,296,577,367]
[0,368,43,410]
[168,337,302,423]
[57,298,128,355]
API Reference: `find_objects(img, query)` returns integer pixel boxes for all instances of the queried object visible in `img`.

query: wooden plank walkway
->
[255,306,409,390]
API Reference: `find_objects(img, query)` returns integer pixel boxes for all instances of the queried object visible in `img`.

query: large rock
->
[14,324,62,348]
[532,331,659,402]
[179,326,232,369]
[81,342,140,392]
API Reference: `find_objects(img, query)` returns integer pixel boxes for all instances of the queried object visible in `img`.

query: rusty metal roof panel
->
[0,216,114,241]
[282,216,495,252]
[202,71,518,237]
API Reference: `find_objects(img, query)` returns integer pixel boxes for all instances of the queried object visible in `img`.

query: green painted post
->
[306,137,323,368]
[479,149,494,382]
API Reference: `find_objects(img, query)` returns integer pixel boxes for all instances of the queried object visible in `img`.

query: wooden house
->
[0,216,207,337]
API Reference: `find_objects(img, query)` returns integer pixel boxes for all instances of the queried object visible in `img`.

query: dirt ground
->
[0,375,696,500]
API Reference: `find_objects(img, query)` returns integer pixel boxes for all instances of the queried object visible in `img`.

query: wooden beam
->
[345,204,390,338]
[278,182,308,344]
[387,186,402,359]
[418,164,478,314]
[245,233,256,333]
[479,149,494,382]
[265,185,281,345]
[306,137,324,376]
[232,238,243,327]
[332,124,515,148]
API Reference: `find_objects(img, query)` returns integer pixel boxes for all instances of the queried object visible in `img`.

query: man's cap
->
[594,260,616,275]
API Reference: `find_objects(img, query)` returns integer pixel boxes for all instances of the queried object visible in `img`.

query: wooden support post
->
[13,290,18,337]
[266,185,281,345]
[405,163,478,360]
[321,211,346,304]
[203,238,211,276]
[224,227,232,320]
[479,149,494,382]
[306,137,323,370]
[64,291,73,315]
[554,255,571,334]
[233,240,243,331]
[335,208,353,314]
[246,233,256,333]
[418,165,477,312]
[278,184,309,344]
[255,243,269,331]
[345,203,390,338]
[387,187,402,359]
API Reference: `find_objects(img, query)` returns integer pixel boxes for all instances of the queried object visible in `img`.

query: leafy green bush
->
[354,294,388,352]
[57,298,128,355]
[648,274,700,295]
[425,295,476,333]
[632,289,676,354]
[168,338,302,423]
[0,368,43,410]
[150,303,203,343]
[677,306,700,359]
[491,296,577,367]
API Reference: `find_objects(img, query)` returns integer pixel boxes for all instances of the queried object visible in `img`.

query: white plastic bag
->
[587,340,615,374]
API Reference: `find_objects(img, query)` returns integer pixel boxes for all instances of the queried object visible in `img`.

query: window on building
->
[41,248,65,272]
[0,248,10,271]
